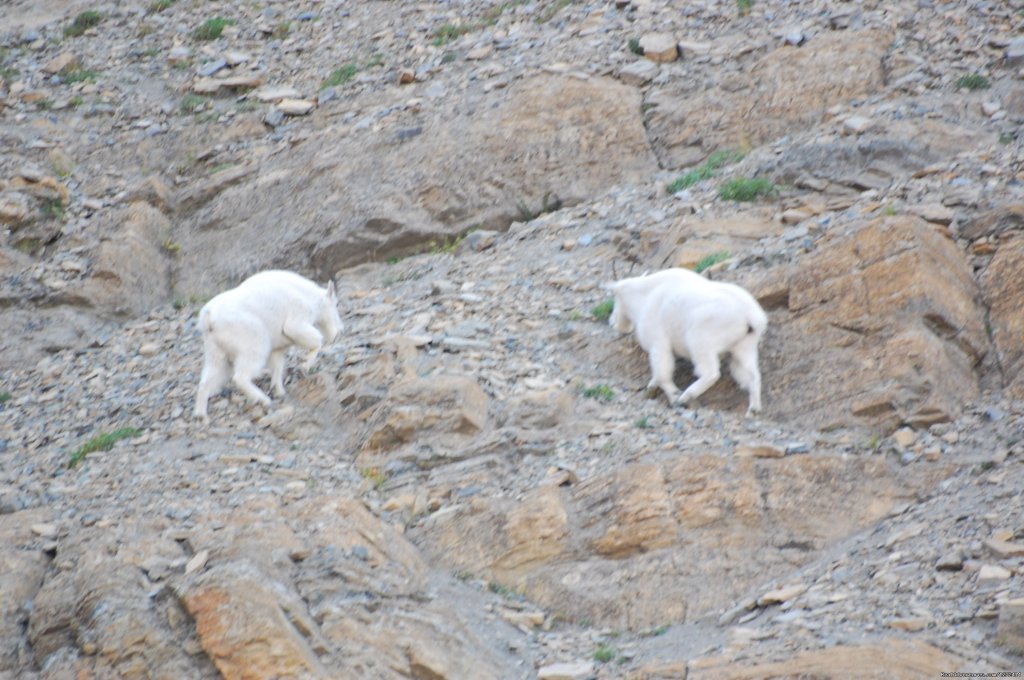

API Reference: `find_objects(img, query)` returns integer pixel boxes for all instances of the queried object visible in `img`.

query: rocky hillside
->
[1,0,1024,678]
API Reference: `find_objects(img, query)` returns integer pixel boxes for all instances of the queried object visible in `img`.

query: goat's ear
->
[326,280,337,300]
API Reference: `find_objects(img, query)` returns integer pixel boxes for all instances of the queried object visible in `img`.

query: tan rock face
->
[645,30,890,168]
[745,216,988,430]
[361,374,489,452]
[981,237,1024,397]
[415,452,942,630]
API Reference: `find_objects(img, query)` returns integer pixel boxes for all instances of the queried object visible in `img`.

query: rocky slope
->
[2,0,1024,678]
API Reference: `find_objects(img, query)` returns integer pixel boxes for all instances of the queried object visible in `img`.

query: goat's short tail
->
[747,304,768,338]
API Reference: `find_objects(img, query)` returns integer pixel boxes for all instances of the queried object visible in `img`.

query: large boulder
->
[981,236,1024,398]
[171,73,660,294]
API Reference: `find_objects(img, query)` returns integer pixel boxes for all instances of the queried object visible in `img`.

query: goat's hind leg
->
[194,347,229,420]
[231,344,273,409]
[678,346,722,407]
[729,337,762,415]
[268,349,287,397]
[646,340,680,402]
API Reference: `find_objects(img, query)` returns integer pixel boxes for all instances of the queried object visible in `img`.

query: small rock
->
[735,443,785,459]
[977,564,1012,585]
[618,59,659,86]
[537,661,594,680]
[255,86,303,102]
[935,551,964,571]
[138,342,160,357]
[892,427,916,448]
[31,523,58,538]
[759,584,807,606]
[983,537,1024,558]
[843,115,874,134]
[42,52,78,75]
[981,101,1001,117]
[398,69,415,85]
[639,33,678,62]
[196,58,228,77]
[168,46,190,64]
[1005,38,1024,67]
[276,98,316,116]
[185,549,209,575]
[466,45,493,60]
[889,617,929,632]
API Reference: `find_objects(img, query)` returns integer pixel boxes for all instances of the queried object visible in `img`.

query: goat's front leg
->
[282,320,324,372]
[678,348,722,407]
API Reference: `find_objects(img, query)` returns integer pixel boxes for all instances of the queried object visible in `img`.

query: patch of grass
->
[537,0,572,24]
[634,416,652,429]
[594,643,616,663]
[360,466,387,490]
[273,20,291,39]
[484,0,530,25]
[956,73,990,91]
[321,63,358,89]
[999,131,1016,145]
[667,148,744,194]
[882,203,898,216]
[39,198,64,220]
[65,10,104,37]
[36,99,53,111]
[180,94,206,114]
[641,624,670,637]
[719,176,777,202]
[440,50,457,65]
[149,0,175,12]
[487,581,520,598]
[193,17,235,41]
[591,298,614,321]
[60,66,99,84]
[694,250,730,274]
[68,427,141,468]
[628,37,643,55]
[429,234,464,255]
[736,0,754,15]
[366,53,384,68]
[582,384,614,402]
[161,239,181,256]
[0,65,19,81]
[432,23,471,46]
[0,391,10,404]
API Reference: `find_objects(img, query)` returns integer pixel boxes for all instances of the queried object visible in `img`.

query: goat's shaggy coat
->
[607,268,767,415]
[193,270,342,421]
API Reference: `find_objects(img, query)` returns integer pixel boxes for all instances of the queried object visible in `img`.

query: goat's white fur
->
[607,268,767,415]
[193,270,342,421]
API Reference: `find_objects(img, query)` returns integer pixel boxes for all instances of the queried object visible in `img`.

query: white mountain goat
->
[193,270,343,421]
[606,268,767,415]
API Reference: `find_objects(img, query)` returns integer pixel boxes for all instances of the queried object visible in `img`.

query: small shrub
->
[162,239,182,255]
[321,63,357,89]
[634,416,652,429]
[149,0,175,12]
[537,0,572,24]
[667,148,744,194]
[627,37,643,55]
[39,198,64,220]
[594,643,616,663]
[719,177,776,202]
[360,466,387,490]
[36,99,53,111]
[180,94,205,114]
[736,0,753,15]
[430,234,464,254]
[488,581,520,598]
[0,391,10,404]
[60,66,99,84]
[432,23,471,46]
[694,250,730,274]
[591,298,614,321]
[956,73,990,91]
[273,21,291,38]
[193,17,235,41]
[65,10,104,37]
[582,384,614,402]
[68,427,141,468]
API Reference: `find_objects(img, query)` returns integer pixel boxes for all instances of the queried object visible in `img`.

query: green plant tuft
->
[60,66,99,84]
[0,391,10,404]
[667,149,744,194]
[591,298,614,321]
[193,17,235,41]
[65,10,104,37]
[68,427,141,468]
[321,63,358,89]
[719,177,776,202]
[694,250,731,274]
[594,643,616,663]
[39,198,65,220]
[149,0,175,12]
[433,23,471,46]
[360,466,387,490]
[582,384,614,402]
[956,73,990,91]
[180,94,206,114]
[634,416,652,429]
[736,0,753,15]
[628,37,643,55]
